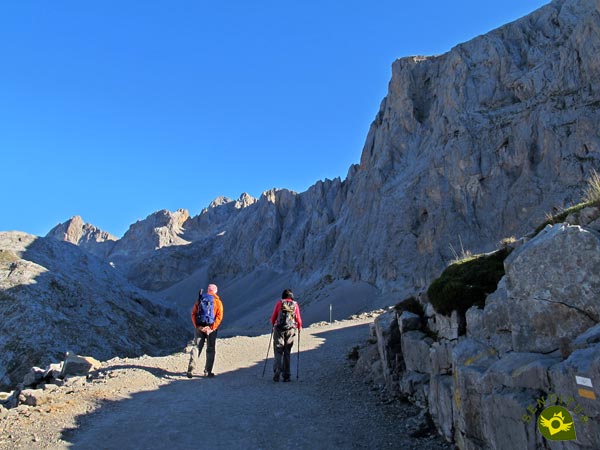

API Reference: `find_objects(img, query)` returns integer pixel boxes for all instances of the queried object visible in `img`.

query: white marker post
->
[329,304,332,323]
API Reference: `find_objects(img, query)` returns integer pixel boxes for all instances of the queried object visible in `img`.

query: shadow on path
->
[61,322,451,450]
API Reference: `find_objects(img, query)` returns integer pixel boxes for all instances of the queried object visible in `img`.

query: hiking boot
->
[204,371,215,378]
[186,370,193,379]
[283,377,291,382]
[273,373,280,382]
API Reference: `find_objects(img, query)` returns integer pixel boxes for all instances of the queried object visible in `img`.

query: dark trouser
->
[273,327,296,379]
[188,328,218,373]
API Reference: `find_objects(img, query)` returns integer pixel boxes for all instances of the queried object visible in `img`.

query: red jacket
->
[270,298,302,329]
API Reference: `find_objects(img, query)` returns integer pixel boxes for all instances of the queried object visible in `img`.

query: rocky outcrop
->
[109,209,191,261]
[0,231,187,391]
[46,216,117,259]
[357,220,600,449]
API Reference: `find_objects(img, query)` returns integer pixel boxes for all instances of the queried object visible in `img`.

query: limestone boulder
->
[401,331,433,374]
[505,224,600,353]
[373,310,402,387]
[428,375,455,442]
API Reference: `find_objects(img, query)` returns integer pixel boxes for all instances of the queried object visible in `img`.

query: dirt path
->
[1,317,453,450]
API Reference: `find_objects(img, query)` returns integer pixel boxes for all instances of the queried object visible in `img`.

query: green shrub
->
[427,247,511,316]
[394,296,424,317]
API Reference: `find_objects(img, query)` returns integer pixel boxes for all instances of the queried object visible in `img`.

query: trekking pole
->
[296,329,301,380]
[262,327,274,377]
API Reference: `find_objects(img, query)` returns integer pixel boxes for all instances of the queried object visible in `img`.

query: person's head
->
[281,289,294,300]
[207,284,218,294]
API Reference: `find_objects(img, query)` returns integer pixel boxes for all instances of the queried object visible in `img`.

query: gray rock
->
[505,225,600,353]
[548,343,600,425]
[477,280,513,354]
[22,367,46,388]
[399,371,430,409]
[398,311,421,333]
[428,375,455,442]
[573,324,600,350]
[373,310,400,386]
[429,341,454,375]
[401,331,433,374]
[482,352,560,392]
[452,339,499,443]
[480,388,542,450]
[60,353,101,378]
[428,311,461,341]
[0,390,18,409]
[18,389,50,407]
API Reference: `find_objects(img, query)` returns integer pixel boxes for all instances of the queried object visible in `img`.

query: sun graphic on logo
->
[539,411,573,435]
[537,406,577,441]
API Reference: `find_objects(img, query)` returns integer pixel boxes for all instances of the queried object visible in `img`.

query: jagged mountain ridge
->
[48,0,600,329]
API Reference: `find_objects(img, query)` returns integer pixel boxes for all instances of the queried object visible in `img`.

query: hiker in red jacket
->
[187,284,224,378]
[270,289,302,382]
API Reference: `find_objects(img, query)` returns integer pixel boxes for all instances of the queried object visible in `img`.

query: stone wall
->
[357,221,600,449]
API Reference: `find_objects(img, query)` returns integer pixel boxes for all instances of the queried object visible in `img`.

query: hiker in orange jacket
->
[187,283,224,378]
[270,288,302,382]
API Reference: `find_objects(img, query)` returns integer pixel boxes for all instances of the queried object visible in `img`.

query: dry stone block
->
[430,340,454,375]
[401,330,433,374]
[428,375,455,442]
[373,310,400,386]
[481,388,542,450]
[482,352,560,392]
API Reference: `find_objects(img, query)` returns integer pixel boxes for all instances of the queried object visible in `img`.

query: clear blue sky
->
[1,0,549,238]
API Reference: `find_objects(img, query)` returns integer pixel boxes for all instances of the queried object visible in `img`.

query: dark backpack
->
[195,294,215,326]
[276,300,296,330]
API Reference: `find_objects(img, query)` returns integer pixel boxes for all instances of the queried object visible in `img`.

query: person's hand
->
[205,327,213,335]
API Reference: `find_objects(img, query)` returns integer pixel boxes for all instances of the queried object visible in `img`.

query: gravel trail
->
[1,317,453,450]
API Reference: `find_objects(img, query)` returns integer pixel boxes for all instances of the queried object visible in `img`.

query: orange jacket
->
[191,293,224,330]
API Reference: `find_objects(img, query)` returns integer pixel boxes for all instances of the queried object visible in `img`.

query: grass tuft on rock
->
[535,169,600,233]
[427,247,511,316]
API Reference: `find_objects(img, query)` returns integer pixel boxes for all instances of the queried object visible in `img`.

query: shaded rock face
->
[341,0,600,290]
[358,223,600,450]
[0,232,186,391]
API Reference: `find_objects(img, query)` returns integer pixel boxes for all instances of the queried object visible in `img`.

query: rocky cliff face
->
[47,216,117,260]
[0,232,186,391]
[338,0,600,291]
[60,0,600,331]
